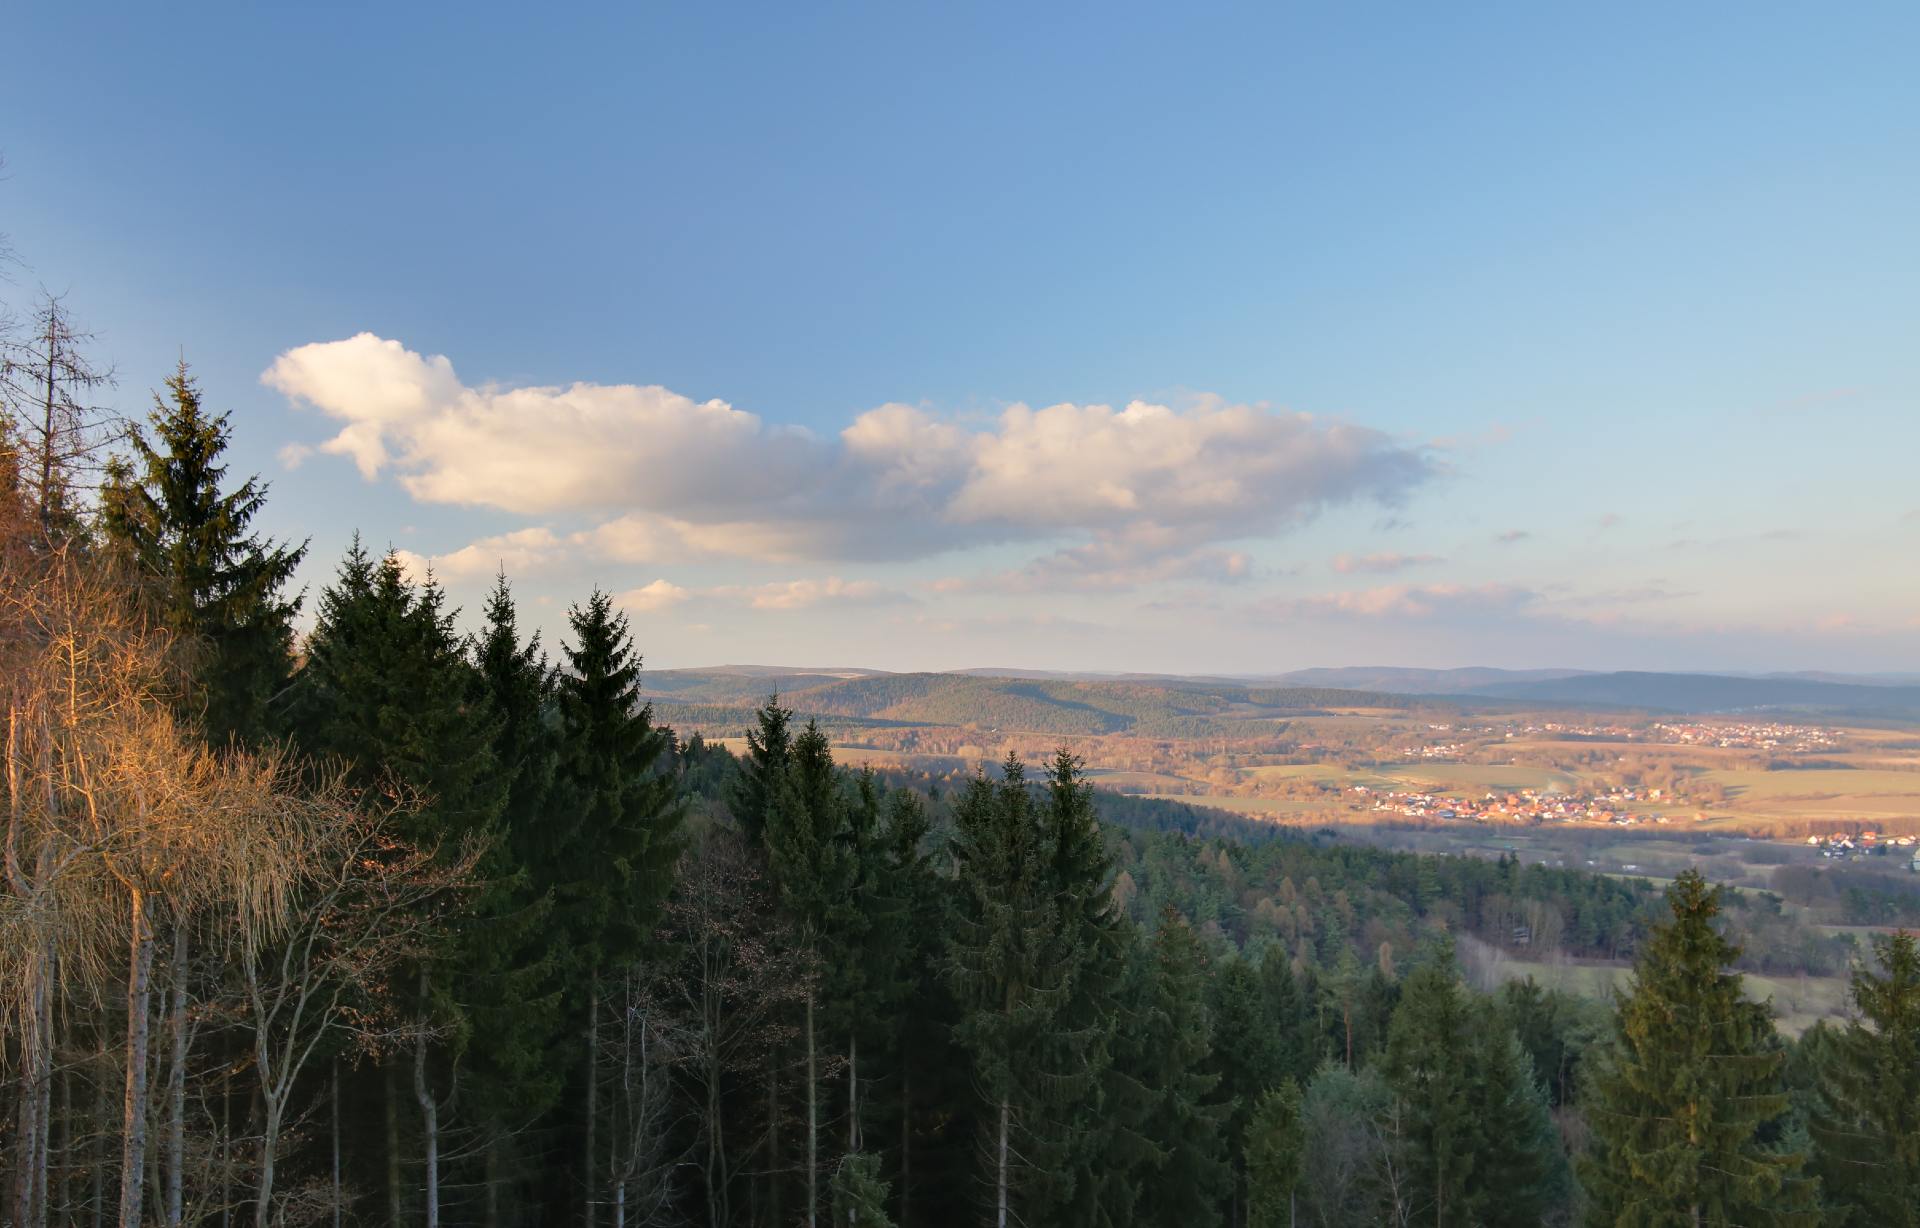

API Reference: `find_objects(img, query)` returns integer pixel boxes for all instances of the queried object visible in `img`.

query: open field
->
[1456,940,1851,1036]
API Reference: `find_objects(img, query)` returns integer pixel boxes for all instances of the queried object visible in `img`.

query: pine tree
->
[1244,1080,1304,1228]
[1209,957,1285,1227]
[101,361,304,746]
[545,589,685,1226]
[1134,912,1231,1227]
[1381,944,1478,1226]
[1580,869,1818,1227]
[463,573,567,1222]
[1809,928,1920,1226]
[763,721,857,1228]
[732,694,795,844]
[945,756,1088,1228]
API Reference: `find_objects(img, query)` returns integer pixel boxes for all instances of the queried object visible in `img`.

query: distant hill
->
[649,667,1426,737]
[1266,666,1592,694]
[1468,670,1920,715]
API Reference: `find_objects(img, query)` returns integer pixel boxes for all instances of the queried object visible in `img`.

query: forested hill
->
[651,667,1423,737]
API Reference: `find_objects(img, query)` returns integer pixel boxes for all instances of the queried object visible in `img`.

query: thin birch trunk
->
[413,970,440,1228]
[847,1033,857,1155]
[166,922,189,1228]
[120,887,157,1228]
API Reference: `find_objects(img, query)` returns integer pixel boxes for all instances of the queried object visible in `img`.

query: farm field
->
[1456,943,1849,1036]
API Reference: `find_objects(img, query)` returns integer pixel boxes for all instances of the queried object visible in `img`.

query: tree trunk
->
[483,1137,501,1228]
[847,1033,858,1155]
[995,1099,1010,1228]
[166,922,189,1228]
[805,989,817,1228]
[898,1069,910,1228]
[584,967,599,1228]
[764,1056,780,1228]
[254,1104,283,1228]
[120,887,157,1228]
[414,970,440,1228]
[11,940,52,1228]
[385,1060,402,1227]
[332,1061,343,1228]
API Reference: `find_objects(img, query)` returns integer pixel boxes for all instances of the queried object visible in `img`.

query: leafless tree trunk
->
[119,885,156,1228]
[413,968,440,1228]
[386,1062,401,1227]
[995,1099,1010,1228]
[165,920,188,1228]
[804,988,817,1228]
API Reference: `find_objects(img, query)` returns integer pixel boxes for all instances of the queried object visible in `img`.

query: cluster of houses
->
[1804,830,1920,868]
[1355,785,1674,826]
[1653,720,1839,752]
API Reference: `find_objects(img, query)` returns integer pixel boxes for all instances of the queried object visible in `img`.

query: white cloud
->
[398,527,563,582]
[1264,582,1539,621]
[266,335,1436,579]
[619,579,691,613]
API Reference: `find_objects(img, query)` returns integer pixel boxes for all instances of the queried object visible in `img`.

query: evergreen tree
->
[1209,957,1285,1227]
[464,573,568,1220]
[1381,944,1478,1226]
[830,1153,896,1228]
[101,361,304,745]
[1809,928,1920,1226]
[732,694,795,844]
[1467,1007,1568,1228]
[545,588,686,1225]
[1244,1080,1304,1228]
[1580,869,1818,1227]
[763,720,858,1227]
[945,756,1088,1228]
[1134,912,1230,1227]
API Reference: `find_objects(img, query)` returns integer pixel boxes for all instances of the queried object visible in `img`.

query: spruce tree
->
[1467,1006,1568,1228]
[1381,944,1478,1226]
[1244,1080,1304,1228]
[1809,928,1920,1226]
[1210,957,1285,1227]
[732,694,795,844]
[1134,912,1231,1227]
[763,720,857,1227]
[945,756,1088,1228]
[464,573,567,1219]
[546,588,685,1225]
[101,361,304,745]
[1580,869,1818,1227]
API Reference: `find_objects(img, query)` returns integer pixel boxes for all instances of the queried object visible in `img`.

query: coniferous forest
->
[4,306,1919,1226]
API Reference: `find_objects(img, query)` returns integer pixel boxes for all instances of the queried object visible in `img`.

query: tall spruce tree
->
[1809,928,1920,1226]
[1134,912,1231,1227]
[763,720,857,1228]
[546,589,685,1226]
[291,543,510,1225]
[1244,1080,1304,1228]
[101,361,304,745]
[1580,869,1818,1227]
[945,756,1089,1228]
[1381,944,1479,1226]
[464,573,567,1223]
[1210,957,1286,1227]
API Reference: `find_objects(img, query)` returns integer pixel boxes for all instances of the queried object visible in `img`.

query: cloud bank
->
[265,334,1436,579]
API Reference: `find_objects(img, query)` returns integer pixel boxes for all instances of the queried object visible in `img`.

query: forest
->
[2,296,1918,1227]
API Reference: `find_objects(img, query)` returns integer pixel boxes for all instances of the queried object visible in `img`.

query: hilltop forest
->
[2,304,1918,1227]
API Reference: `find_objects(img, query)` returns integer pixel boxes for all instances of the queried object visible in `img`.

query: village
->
[1805,829,1920,869]
[1353,783,1678,826]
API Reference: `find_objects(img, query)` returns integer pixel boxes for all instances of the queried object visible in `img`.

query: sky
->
[4,2,1917,674]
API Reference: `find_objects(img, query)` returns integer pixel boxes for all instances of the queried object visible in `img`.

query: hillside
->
[1469,670,1920,715]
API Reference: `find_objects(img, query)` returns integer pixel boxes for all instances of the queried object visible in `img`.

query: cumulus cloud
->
[396,527,564,582]
[265,335,1435,576]
[619,579,691,612]
[1330,551,1442,575]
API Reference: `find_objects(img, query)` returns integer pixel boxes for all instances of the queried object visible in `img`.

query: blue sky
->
[5,2,1917,673]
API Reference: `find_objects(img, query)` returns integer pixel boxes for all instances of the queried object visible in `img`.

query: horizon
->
[6,3,1917,673]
